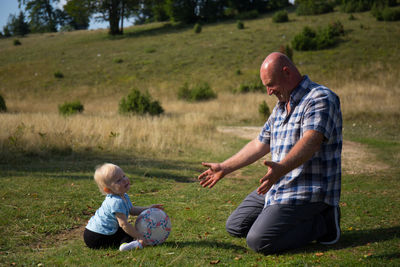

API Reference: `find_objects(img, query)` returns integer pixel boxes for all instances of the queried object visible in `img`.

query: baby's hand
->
[150,204,164,210]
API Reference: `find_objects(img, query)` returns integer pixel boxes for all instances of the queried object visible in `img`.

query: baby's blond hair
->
[94,163,122,195]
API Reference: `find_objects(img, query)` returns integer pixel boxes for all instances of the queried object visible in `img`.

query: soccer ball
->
[135,208,171,246]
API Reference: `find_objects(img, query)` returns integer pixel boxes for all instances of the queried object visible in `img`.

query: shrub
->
[178,82,217,102]
[273,10,289,23]
[292,22,344,51]
[348,14,356,20]
[259,101,270,120]
[279,44,293,61]
[235,69,242,75]
[381,7,400,21]
[190,82,217,101]
[113,58,123,63]
[58,101,84,116]
[235,80,264,94]
[237,20,244,29]
[0,94,7,112]
[296,0,335,16]
[54,71,64,78]
[119,89,164,116]
[291,26,317,51]
[194,23,202,33]
[373,6,400,21]
[13,39,21,46]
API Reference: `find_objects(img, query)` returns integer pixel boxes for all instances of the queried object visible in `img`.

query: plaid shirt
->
[258,75,342,206]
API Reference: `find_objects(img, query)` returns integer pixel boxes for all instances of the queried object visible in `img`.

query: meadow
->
[0,8,399,266]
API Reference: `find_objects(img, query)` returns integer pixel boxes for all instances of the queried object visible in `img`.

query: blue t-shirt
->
[86,194,133,235]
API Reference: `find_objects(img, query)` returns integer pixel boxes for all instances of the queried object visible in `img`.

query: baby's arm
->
[115,212,142,240]
[130,204,164,216]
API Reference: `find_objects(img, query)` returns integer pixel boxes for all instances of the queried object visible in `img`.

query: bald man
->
[198,52,342,254]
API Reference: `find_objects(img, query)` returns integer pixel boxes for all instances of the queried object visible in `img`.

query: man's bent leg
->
[246,202,328,254]
[226,190,265,237]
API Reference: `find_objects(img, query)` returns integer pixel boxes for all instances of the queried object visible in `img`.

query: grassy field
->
[0,7,399,266]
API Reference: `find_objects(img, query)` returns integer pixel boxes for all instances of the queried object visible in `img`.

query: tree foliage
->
[4,11,30,36]
[63,0,91,29]
[18,0,62,32]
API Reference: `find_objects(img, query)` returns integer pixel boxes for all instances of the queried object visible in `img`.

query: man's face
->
[260,68,287,102]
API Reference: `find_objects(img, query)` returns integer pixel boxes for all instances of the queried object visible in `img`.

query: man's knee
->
[225,214,247,238]
[246,231,278,254]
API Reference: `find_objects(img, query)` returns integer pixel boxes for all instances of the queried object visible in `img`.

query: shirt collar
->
[289,75,310,106]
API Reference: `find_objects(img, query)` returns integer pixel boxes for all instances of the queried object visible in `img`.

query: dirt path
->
[217,126,389,174]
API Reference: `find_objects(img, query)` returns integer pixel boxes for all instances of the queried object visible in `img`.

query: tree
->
[63,0,92,29]
[92,0,139,35]
[6,11,31,36]
[165,0,198,24]
[18,0,61,32]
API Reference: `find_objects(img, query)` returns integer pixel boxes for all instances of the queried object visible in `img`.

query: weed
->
[13,39,21,46]
[237,20,244,29]
[54,71,64,79]
[279,44,293,61]
[0,94,7,112]
[194,23,202,33]
[113,58,123,63]
[258,100,270,120]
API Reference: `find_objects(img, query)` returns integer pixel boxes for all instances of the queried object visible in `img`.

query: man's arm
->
[257,129,324,194]
[199,138,270,188]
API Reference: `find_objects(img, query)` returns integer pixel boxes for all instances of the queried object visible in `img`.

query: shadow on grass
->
[0,151,202,183]
[287,226,400,254]
[162,240,246,252]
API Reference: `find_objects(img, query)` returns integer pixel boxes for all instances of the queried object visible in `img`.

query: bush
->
[341,0,396,13]
[113,58,123,63]
[178,82,217,102]
[237,20,244,29]
[54,71,64,78]
[273,10,289,23]
[13,39,21,46]
[372,6,400,21]
[259,101,270,120]
[235,80,264,94]
[194,23,202,33]
[0,94,7,112]
[58,101,84,116]
[279,44,293,61]
[119,89,164,116]
[292,22,344,51]
[296,0,335,15]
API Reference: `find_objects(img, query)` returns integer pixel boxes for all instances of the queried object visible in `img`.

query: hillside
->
[0,9,399,118]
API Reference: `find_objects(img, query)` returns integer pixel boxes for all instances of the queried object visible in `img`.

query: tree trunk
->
[108,0,122,35]
[120,0,125,34]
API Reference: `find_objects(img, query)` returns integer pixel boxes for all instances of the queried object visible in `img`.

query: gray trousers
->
[226,190,328,254]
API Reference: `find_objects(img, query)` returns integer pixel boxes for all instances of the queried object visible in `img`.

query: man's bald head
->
[260,52,302,102]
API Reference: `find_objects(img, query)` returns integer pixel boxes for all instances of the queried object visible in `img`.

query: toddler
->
[83,163,163,251]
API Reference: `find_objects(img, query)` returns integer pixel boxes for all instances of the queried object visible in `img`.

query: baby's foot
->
[119,240,143,251]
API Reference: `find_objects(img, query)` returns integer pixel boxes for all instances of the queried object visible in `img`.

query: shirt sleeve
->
[258,107,276,144]
[302,89,341,141]
[108,197,127,215]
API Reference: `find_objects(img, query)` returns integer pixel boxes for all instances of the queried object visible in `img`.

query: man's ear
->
[104,187,112,193]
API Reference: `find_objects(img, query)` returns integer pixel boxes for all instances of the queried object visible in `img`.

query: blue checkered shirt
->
[258,75,342,207]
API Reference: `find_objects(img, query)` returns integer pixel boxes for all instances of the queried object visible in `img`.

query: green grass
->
[1,119,399,266]
[1,7,400,266]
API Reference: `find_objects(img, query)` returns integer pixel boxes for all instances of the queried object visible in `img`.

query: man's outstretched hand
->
[198,162,225,188]
[257,160,286,195]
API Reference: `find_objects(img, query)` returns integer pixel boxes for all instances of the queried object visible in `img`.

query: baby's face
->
[107,168,130,195]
